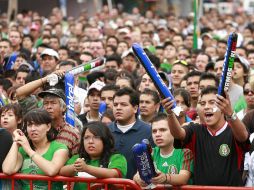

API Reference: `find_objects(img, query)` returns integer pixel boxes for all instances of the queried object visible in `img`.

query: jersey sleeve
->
[174,122,198,153]
[108,154,127,178]
[180,149,194,174]
[66,154,79,165]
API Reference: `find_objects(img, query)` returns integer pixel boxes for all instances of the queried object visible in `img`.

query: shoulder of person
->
[51,140,68,150]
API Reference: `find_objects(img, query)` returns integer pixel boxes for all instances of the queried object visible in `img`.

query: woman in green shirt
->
[60,121,127,190]
[2,108,69,190]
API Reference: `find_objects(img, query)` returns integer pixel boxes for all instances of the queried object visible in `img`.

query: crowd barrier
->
[0,173,253,190]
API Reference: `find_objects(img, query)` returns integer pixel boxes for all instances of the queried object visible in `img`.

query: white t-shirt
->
[117,121,136,133]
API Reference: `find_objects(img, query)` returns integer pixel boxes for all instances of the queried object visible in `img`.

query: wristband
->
[30,152,37,160]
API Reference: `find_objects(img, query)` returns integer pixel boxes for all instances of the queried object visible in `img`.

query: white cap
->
[87,81,105,95]
[121,48,134,59]
[41,48,59,60]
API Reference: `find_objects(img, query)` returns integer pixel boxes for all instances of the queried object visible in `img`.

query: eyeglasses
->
[244,89,254,95]
[173,60,188,66]
[84,136,101,141]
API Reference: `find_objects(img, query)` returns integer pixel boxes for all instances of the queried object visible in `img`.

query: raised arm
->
[216,92,249,142]
[161,98,186,140]
[16,70,66,100]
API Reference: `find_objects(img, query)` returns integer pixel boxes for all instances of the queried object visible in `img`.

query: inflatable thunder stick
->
[98,101,107,119]
[132,43,181,115]
[64,57,105,127]
[65,72,75,127]
[132,139,157,187]
[68,57,105,75]
[218,32,238,97]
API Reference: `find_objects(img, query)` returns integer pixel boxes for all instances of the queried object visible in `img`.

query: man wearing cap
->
[40,48,60,74]
[121,49,138,73]
[16,70,80,156]
[78,81,105,125]
[38,88,80,156]
[157,25,169,46]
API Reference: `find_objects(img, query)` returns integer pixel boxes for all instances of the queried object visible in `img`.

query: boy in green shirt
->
[133,113,193,186]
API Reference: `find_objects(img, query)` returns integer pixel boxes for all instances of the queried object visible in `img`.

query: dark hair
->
[114,87,139,107]
[101,109,115,122]
[101,84,120,94]
[25,71,41,83]
[141,89,160,104]
[200,86,218,97]
[104,69,118,84]
[106,54,122,67]
[0,78,12,92]
[106,35,119,45]
[150,113,168,125]
[185,70,202,81]
[0,39,11,45]
[205,61,215,72]
[144,49,160,70]
[115,71,136,89]
[59,60,75,68]
[23,34,34,43]
[199,72,219,87]
[23,109,57,148]
[79,121,115,167]
[0,103,23,129]
[15,67,30,79]
[174,88,191,107]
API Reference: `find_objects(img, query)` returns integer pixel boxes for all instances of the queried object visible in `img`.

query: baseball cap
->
[235,54,250,71]
[40,48,59,60]
[38,88,65,101]
[87,81,105,95]
[157,25,168,31]
[118,28,130,34]
[121,48,134,59]
[201,33,213,40]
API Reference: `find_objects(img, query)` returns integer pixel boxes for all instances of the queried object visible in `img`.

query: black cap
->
[38,88,65,101]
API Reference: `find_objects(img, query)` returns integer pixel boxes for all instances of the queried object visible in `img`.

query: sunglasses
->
[173,60,188,66]
[244,89,254,95]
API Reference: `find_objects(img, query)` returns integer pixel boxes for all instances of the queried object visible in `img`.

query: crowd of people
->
[0,2,254,189]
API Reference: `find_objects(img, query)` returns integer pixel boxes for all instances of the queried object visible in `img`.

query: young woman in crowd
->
[174,88,192,124]
[60,121,127,190]
[2,108,69,190]
[0,103,23,135]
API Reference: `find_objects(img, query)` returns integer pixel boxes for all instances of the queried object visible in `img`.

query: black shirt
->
[174,122,249,186]
[0,129,13,172]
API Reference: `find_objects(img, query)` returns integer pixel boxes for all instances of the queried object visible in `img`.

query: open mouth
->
[205,112,214,119]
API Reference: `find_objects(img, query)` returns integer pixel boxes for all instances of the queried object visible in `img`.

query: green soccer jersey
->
[66,154,127,190]
[18,141,68,190]
[152,147,194,184]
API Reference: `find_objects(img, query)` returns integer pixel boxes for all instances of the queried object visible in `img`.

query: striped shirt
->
[55,122,80,156]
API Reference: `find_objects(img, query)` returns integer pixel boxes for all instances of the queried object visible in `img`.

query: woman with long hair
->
[2,108,69,190]
[60,121,127,190]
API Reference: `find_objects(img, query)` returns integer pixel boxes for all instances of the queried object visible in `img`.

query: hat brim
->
[38,90,65,101]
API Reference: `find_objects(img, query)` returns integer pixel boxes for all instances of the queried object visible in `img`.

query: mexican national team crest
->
[219,144,230,157]
[168,165,178,174]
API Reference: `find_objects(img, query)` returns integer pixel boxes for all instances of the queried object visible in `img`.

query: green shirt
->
[19,141,68,190]
[152,147,194,184]
[67,154,127,190]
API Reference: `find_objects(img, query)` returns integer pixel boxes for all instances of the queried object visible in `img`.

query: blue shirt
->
[108,119,153,179]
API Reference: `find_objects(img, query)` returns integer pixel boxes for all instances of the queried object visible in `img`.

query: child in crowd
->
[0,103,23,135]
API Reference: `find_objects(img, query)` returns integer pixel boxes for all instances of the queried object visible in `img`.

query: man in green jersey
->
[133,113,193,186]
